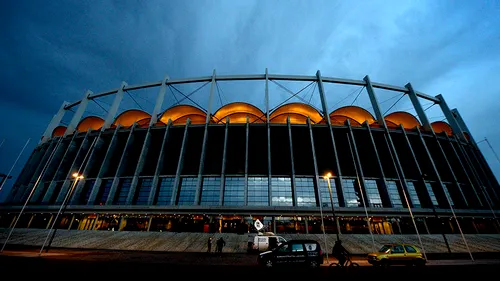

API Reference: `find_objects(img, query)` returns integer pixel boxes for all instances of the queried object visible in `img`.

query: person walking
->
[216,237,226,254]
[207,236,213,253]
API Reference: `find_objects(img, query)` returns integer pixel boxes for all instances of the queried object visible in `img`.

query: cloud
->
[1,0,499,201]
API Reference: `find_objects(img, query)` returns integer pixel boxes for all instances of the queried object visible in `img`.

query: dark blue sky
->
[1,0,499,202]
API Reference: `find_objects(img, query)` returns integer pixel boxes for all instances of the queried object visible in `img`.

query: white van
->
[248,233,287,252]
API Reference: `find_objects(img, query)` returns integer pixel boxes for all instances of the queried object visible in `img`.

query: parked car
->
[257,239,324,268]
[248,234,287,252]
[367,244,426,267]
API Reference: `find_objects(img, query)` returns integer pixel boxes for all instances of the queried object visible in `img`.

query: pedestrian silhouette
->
[207,237,213,253]
[216,237,226,254]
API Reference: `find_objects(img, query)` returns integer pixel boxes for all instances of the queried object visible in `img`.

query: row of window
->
[50,176,458,208]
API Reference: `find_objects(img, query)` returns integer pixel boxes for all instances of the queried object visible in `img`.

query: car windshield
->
[378,245,391,253]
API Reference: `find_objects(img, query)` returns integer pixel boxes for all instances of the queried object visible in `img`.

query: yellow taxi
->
[367,244,426,267]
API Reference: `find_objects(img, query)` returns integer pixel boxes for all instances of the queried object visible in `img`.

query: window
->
[278,244,290,253]
[291,244,304,252]
[95,179,112,205]
[365,180,383,208]
[392,245,405,253]
[156,177,174,205]
[114,178,132,205]
[387,181,403,208]
[425,182,439,207]
[444,184,454,207]
[177,177,197,205]
[404,245,417,253]
[223,177,244,206]
[304,243,317,251]
[201,177,221,206]
[248,177,269,206]
[319,178,338,207]
[271,177,292,207]
[342,179,358,207]
[295,178,316,207]
[406,181,421,208]
[135,178,152,205]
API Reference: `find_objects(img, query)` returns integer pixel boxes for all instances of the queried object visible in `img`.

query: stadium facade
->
[1,71,499,238]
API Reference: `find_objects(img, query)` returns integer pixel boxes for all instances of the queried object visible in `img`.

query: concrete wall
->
[1,228,500,254]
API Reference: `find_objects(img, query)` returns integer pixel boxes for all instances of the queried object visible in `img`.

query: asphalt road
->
[1,248,499,279]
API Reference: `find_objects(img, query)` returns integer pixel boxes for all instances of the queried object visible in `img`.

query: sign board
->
[254,219,263,231]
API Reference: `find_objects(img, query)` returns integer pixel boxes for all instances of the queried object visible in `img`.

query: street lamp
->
[39,172,84,254]
[323,173,340,242]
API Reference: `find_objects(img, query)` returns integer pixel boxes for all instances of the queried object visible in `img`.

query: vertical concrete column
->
[405,83,432,132]
[106,123,138,205]
[42,133,79,203]
[9,142,49,202]
[64,90,92,136]
[307,117,323,207]
[127,126,152,204]
[7,147,39,202]
[346,120,369,207]
[220,118,229,205]
[436,95,466,141]
[444,134,482,206]
[26,138,62,203]
[244,117,249,205]
[430,132,468,208]
[317,70,344,196]
[55,130,92,204]
[415,127,449,208]
[365,122,391,207]
[453,135,490,207]
[171,119,191,205]
[70,131,104,205]
[149,75,169,126]
[452,108,500,199]
[101,81,127,131]
[287,116,297,206]
[87,126,122,205]
[195,70,216,204]
[148,121,172,205]
[265,69,272,206]
[451,109,477,146]
[365,75,412,208]
[41,101,70,143]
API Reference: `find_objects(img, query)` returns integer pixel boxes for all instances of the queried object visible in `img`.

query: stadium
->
[1,70,499,254]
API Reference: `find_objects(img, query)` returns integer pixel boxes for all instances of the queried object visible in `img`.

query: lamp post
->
[324,173,340,242]
[39,172,84,255]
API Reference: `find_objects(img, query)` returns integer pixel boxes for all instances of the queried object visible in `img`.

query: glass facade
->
[271,177,293,207]
[95,179,112,205]
[247,177,269,206]
[201,177,221,206]
[342,179,359,207]
[406,181,421,208]
[364,179,383,208]
[81,180,95,204]
[295,177,316,207]
[135,178,152,205]
[425,182,439,207]
[444,184,454,207]
[319,177,338,208]
[115,178,132,205]
[156,177,175,205]
[387,180,403,208]
[177,177,197,205]
[223,177,244,206]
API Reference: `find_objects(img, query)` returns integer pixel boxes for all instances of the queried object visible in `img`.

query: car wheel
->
[309,260,319,268]
[264,259,273,268]
[381,260,389,268]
